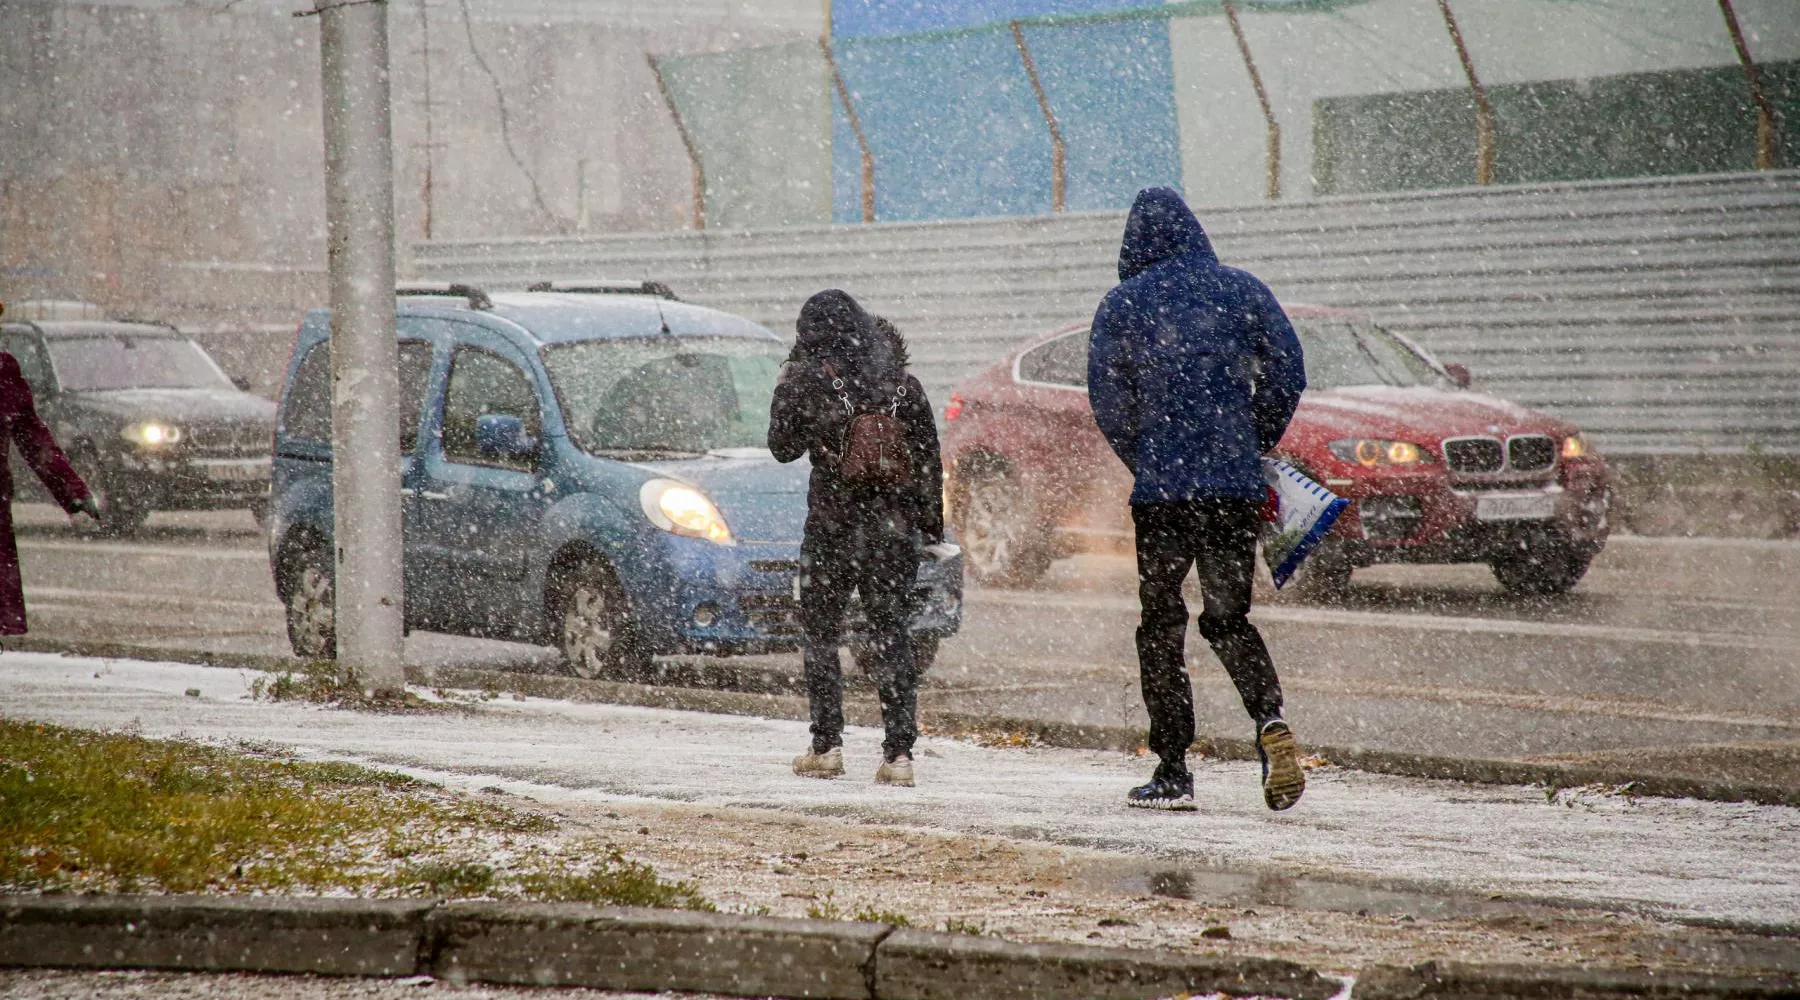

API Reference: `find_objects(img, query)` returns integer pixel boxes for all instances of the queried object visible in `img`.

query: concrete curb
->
[1355,960,1800,999]
[0,895,430,977]
[0,894,1340,1000]
[13,638,1800,809]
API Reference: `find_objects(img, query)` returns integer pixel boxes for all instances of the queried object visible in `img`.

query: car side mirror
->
[1443,363,1472,389]
[475,413,536,459]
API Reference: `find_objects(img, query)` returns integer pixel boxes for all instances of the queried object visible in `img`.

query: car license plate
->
[199,459,270,482]
[1475,492,1556,521]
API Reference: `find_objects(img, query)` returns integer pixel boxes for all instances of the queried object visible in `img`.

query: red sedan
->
[942,306,1612,597]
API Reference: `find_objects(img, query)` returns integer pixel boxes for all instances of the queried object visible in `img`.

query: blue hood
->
[1118,186,1216,281]
[637,448,808,544]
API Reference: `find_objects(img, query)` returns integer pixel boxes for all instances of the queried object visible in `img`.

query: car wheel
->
[1491,537,1593,597]
[1273,544,1354,604]
[282,543,337,659]
[958,467,1051,588]
[850,634,938,683]
[74,455,151,536]
[553,558,652,681]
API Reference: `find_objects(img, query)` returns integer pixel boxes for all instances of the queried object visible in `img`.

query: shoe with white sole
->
[1126,771,1196,811]
[793,746,844,779]
[874,755,915,787]
[1257,719,1306,811]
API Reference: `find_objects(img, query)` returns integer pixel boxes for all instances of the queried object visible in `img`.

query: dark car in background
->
[942,305,1612,597]
[0,319,276,533]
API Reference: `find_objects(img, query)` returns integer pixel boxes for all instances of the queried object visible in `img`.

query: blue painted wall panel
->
[831,0,1151,39]
[1022,19,1182,211]
[831,32,1053,222]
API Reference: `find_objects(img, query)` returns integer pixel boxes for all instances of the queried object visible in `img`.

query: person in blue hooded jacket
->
[1088,187,1308,812]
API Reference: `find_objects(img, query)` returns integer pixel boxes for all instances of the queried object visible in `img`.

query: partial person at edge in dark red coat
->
[0,347,100,636]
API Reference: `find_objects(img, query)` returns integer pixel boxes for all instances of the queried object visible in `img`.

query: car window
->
[280,340,435,451]
[441,347,541,471]
[0,332,53,394]
[45,335,233,391]
[1291,319,1449,390]
[542,336,783,456]
[1017,332,1088,388]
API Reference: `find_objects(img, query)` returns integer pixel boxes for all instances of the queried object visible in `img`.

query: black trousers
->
[1132,498,1284,774]
[799,509,919,760]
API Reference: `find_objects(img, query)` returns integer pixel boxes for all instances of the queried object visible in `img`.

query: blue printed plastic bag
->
[1262,459,1350,589]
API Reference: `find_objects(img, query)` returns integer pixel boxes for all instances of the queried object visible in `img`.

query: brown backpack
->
[823,361,912,487]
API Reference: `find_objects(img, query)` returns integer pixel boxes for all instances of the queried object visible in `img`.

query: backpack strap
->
[820,360,854,415]
[822,359,909,417]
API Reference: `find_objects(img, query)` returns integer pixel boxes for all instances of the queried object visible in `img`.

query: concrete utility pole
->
[316,0,407,694]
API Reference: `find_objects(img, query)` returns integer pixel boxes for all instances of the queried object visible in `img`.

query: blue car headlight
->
[639,478,735,546]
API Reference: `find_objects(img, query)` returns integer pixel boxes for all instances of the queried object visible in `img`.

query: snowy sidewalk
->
[3,651,1796,928]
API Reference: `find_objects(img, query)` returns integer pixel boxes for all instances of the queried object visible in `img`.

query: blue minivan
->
[267,282,963,678]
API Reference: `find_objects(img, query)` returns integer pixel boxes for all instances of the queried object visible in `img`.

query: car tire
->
[1491,536,1593,597]
[280,542,337,660]
[850,634,938,683]
[957,467,1051,588]
[551,556,652,681]
[1274,545,1354,604]
[73,453,151,536]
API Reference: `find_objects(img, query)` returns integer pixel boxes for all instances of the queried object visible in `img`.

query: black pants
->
[1132,498,1284,775]
[799,510,919,760]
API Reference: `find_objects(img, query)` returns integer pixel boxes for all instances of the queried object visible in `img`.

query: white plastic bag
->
[1261,459,1351,589]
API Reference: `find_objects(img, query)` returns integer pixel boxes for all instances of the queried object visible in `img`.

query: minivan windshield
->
[48,335,233,392]
[543,336,785,455]
[1290,318,1449,390]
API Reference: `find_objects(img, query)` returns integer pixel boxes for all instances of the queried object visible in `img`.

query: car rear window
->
[280,340,435,451]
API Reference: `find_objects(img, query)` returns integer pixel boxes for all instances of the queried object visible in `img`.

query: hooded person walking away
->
[1088,187,1309,812]
[0,340,100,637]
[770,291,944,787]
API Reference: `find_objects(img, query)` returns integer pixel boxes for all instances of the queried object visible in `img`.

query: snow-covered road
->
[3,652,1796,928]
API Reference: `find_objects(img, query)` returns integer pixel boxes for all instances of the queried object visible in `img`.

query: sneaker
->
[1257,719,1306,811]
[1126,772,1196,811]
[874,755,915,787]
[793,746,844,779]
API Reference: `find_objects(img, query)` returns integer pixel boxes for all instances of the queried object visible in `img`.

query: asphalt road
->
[12,505,1799,770]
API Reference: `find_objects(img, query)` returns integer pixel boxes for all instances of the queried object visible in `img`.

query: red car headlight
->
[1328,438,1427,467]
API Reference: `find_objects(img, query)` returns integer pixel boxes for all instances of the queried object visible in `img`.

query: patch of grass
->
[517,844,712,911]
[0,719,705,909]
[852,907,912,926]
[941,917,987,935]
[249,661,459,713]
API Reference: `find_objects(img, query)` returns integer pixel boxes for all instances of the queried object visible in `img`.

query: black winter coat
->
[768,290,944,543]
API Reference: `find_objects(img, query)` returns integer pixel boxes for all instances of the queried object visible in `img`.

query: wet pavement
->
[3,652,1797,931]
[11,505,1799,774]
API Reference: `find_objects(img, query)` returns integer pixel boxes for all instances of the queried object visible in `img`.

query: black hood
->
[795,289,902,387]
[1118,186,1216,281]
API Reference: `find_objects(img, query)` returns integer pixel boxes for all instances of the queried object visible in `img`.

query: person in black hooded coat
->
[770,290,943,787]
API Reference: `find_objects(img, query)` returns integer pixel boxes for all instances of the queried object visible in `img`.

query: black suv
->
[0,319,277,532]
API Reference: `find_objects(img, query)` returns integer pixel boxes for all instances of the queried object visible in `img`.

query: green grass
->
[0,718,708,910]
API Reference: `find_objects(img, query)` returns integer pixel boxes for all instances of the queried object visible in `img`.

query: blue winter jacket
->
[1087,187,1306,504]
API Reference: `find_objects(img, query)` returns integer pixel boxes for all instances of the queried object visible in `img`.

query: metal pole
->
[646,54,707,230]
[417,0,435,240]
[317,0,407,695]
[1011,21,1066,213]
[1436,0,1495,185]
[821,37,876,224]
[1718,0,1779,170]
[1221,0,1281,201]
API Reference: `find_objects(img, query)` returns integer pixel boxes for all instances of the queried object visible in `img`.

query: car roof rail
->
[396,282,492,311]
[525,279,678,301]
[107,316,183,334]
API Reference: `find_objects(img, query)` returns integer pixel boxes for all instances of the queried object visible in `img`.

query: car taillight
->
[944,393,965,421]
